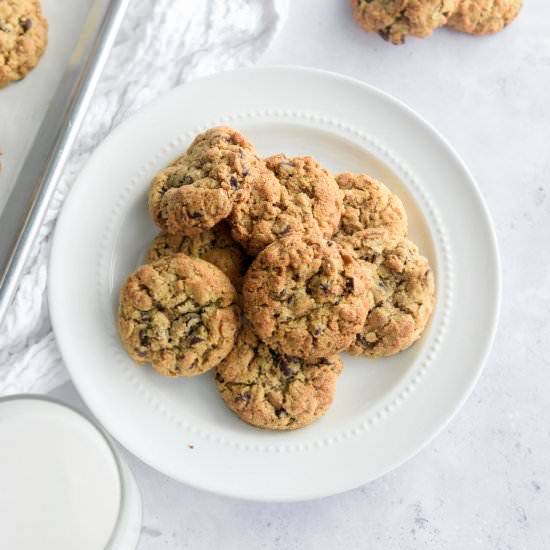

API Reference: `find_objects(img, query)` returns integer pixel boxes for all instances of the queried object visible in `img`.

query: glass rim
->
[0,393,126,549]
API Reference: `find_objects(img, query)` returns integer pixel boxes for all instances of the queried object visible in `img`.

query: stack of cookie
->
[350,0,524,45]
[117,126,435,431]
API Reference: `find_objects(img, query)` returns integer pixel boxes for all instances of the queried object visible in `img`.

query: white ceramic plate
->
[50,67,500,502]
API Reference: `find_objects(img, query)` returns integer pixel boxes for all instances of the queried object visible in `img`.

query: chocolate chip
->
[184,314,201,333]
[380,28,404,44]
[189,212,204,219]
[238,152,249,176]
[271,289,287,300]
[274,407,286,418]
[277,359,293,377]
[20,18,32,32]
[378,28,391,42]
[230,176,239,189]
[357,334,372,348]
[318,357,330,365]
[136,349,147,358]
[215,372,224,383]
[235,391,251,404]
[139,329,149,347]
[188,336,204,345]
[345,278,355,292]
[190,358,199,369]
[276,225,291,235]
[313,327,322,337]
[286,295,293,304]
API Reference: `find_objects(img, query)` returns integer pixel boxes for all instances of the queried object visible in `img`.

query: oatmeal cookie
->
[343,229,435,358]
[229,154,342,256]
[334,172,407,242]
[118,253,240,377]
[148,126,267,236]
[447,0,523,35]
[215,325,343,430]
[243,233,372,359]
[351,0,457,44]
[0,0,48,88]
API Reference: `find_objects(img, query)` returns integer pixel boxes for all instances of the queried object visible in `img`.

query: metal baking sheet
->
[0,0,92,211]
[0,0,130,323]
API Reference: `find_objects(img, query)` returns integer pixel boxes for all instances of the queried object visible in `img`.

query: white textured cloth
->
[0,0,288,395]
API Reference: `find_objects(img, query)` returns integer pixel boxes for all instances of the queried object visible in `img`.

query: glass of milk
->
[0,395,142,550]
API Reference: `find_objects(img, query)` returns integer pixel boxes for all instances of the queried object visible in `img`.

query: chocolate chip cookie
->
[215,325,343,430]
[243,233,372,359]
[146,222,249,290]
[0,0,48,88]
[343,229,435,358]
[351,0,457,44]
[333,172,407,242]
[447,0,523,35]
[229,154,342,256]
[118,253,240,377]
[148,126,267,236]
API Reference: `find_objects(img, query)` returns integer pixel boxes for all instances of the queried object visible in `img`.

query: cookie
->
[333,172,407,242]
[148,126,266,236]
[351,0,457,44]
[118,253,240,377]
[343,229,435,358]
[229,154,342,256]
[146,222,249,290]
[215,325,343,430]
[243,233,372,359]
[447,0,523,35]
[0,0,48,88]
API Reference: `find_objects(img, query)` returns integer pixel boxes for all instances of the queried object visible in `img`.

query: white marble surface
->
[51,0,550,548]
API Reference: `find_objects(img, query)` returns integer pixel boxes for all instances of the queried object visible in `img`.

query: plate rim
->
[49,65,502,501]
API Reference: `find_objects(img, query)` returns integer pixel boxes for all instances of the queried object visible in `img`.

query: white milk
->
[0,398,123,550]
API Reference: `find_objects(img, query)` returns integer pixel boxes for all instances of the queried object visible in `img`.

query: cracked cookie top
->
[333,172,407,242]
[215,324,343,430]
[118,253,240,377]
[0,0,48,88]
[148,126,268,236]
[243,232,372,359]
[229,154,342,256]
[146,222,249,290]
[342,229,435,358]
[351,0,457,44]
[447,0,523,35]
